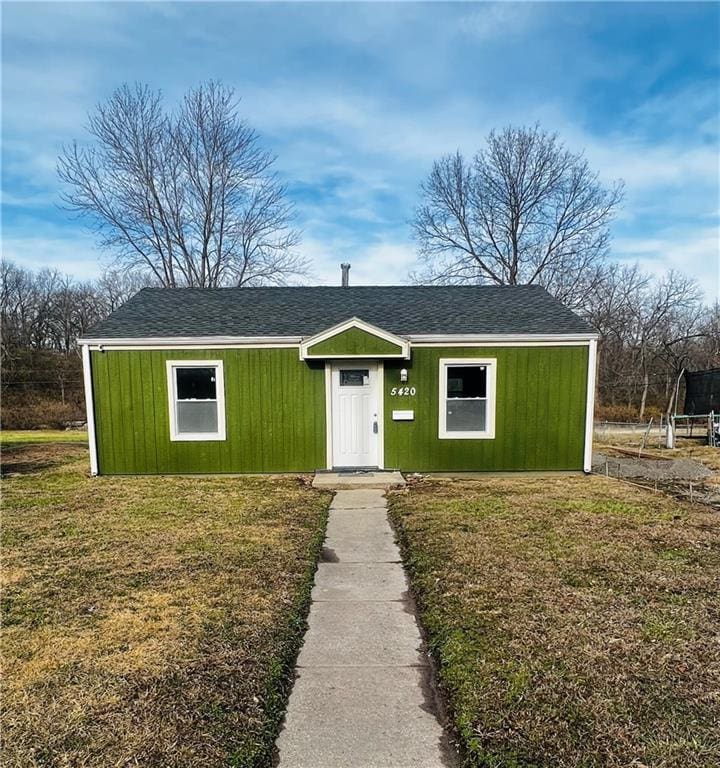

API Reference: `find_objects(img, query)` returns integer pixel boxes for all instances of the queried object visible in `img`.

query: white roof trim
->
[409,333,598,343]
[299,317,411,360]
[78,330,597,350]
[78,335,302,348]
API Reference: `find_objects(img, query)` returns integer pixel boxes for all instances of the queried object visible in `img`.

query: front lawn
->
[2,440,331,767]
[388,476,720,768]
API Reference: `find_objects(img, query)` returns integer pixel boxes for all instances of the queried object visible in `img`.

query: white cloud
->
[455,3,540,42]
[581,137,718,191]
[2,233,104,281]
[298,237,419,286]
[614,227,720,303]
[240,83,492,168]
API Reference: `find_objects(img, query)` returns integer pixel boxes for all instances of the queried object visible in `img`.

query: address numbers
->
[390,386,416,396]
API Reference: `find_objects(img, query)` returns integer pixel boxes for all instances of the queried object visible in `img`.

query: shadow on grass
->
[1,443,87,476]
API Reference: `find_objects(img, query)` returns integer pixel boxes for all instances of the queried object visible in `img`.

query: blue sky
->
[2,1,719,298]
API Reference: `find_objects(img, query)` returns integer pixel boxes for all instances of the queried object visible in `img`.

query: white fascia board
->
[410,333,598,345]
[300,316,410,360]
[78,335,302,349]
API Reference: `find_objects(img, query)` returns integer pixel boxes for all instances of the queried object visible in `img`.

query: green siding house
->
[79,283,597,476]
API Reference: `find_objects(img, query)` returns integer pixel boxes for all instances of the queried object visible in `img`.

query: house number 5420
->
[390,386,416,396]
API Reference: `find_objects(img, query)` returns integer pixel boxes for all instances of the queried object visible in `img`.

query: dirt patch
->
[592,451,712,481]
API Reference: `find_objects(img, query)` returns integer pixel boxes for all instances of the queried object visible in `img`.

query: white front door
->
[331,363,379,468]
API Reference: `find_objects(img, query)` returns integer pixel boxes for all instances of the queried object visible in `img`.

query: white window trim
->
[166,360,226,442]
[438,357,497,440]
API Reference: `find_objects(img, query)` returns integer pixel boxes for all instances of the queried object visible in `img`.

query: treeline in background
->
[2,88,718,430]
[1,258,716,430]
[0,263,147,428]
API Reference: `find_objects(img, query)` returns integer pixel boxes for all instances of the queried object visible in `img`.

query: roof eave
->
[408,332,598,342]
[78,331,598,348]
[77,335,303,347]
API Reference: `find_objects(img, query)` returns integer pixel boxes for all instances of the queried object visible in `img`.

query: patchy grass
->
[2,440,331,767]
[388,476,720,768]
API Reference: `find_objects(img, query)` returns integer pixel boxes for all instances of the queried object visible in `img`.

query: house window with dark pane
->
[167,362,226,440]
[440,359,496,439]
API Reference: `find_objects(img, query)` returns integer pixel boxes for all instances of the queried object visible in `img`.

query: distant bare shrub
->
[595,403,663,423]
[1,392,84,430]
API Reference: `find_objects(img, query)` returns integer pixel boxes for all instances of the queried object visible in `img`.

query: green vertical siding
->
[91,343,588,474]
[383,346,588,471]
[92,348,326,474]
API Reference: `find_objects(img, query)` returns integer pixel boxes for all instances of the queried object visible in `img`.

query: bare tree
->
[586,265,713,417]
[1,260,36,355]
[412,125,624,307]
[697,302,720,367]
[95,268,155,313]
[58,82,305,287]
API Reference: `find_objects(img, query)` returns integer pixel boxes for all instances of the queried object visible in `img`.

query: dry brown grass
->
[388,475,720,768]
[2,440,331,767]
[1,392,85,429]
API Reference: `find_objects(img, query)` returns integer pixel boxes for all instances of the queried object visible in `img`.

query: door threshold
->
[332,467,380,475]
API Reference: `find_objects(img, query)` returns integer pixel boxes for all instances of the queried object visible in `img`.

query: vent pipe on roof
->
[341,263,351,287]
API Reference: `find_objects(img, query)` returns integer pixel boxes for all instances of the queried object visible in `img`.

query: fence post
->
[710,411,716,448]
[639,418,653,457]
[665,415,675,449]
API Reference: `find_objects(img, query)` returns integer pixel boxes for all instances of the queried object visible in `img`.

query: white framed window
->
[438,358,496,439]
[166,360,226,441]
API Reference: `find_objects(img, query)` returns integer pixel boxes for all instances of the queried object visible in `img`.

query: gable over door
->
[301,317,410,360]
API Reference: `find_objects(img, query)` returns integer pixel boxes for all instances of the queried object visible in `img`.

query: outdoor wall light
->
[400,368,408,383]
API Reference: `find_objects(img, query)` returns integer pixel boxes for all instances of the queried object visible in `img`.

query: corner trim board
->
[81,344,99,476]
[324,363,333,470]
[583,338,598,473]
[377,362,385,469]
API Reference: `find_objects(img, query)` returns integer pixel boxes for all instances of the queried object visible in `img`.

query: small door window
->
[340,369,369,386]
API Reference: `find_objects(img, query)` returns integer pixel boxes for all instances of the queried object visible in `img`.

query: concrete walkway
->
[276,488,456,768]
[312,471,406,490]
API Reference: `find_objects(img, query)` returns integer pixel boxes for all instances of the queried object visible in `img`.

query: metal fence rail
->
[594,413,718,449]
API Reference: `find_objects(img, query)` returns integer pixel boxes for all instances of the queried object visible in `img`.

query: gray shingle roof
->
[83,285,595,339]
